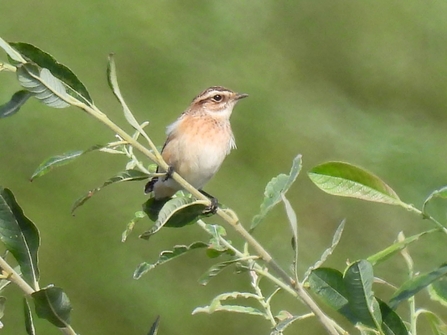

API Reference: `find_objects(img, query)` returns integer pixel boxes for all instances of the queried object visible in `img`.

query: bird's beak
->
[236,93,249,100]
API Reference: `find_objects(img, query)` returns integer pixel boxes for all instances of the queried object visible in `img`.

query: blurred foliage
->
[1,1,447,334]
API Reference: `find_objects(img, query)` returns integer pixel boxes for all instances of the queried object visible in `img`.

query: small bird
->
[145,86,248,204]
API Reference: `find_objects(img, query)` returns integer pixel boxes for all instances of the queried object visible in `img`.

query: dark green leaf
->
[17,64,70,108]
[148,315,160,335]
[133,242,208,279]
[31,145,105,181]
[199,259,242,285]
[308,268,356,323]
[251,155,302,231]
[0,90,32,118]
[344,260,381,328]
[0,187,40,287]
[32,286,72,328]
[140,197,207,239]
[10,42,92,103]
[378,299,408,335]
[429,276,447,307]
[0,38,26,63]
[24,297,36,335]
[367,229,438,266]
[390,263,447,309]
[71,169,149,214]
[308,162,402,205]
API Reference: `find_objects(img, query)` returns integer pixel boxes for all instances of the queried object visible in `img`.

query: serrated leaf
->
[429,276,447,307]
[122,211,146,242]
[378,299,408,335]
[344,260,381,328]
[71,169,149,214]
[304,220,345,282]
[0,187,40,288]
[24,297,36,335]
[32,286,71,328]
[133,242,208,279]
[192,291,265,317]
[367,229,437,266]
[308,162,402,206]
[147,315,160,335]
[390,263,447,309]
[250,155,302,231]
[9,42,92,103]
[0,38,26,63]
[140,197,207,239]
[308,268,357,323]
[31,145,105,181]
[17,64,70,108]
[0,90,32,118]
[198,259,242,285]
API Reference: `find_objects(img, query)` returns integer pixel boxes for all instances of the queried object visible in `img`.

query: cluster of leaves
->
[1,37,447,335]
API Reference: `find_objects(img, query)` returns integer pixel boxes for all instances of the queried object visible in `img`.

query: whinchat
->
[145,86,248,202]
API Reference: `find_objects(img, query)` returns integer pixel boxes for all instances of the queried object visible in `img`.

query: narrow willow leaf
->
[17,64,70,108]
[308,162,402,205]
[271,312,312,334]
[71,169,149,214]
[429,277,447,307]
[140,197,207,239]
[0,188,40,287]
[281,194,299,280]
[390,263,447,309]
[367,229,437,266]
[250,155,302,231]
[0,38,26,63]
[31,145,105,181]
[121,211,146,242]
[24,297,36,335]
[304,220,345,282]
[9,42,92,103]
[308,268,357,323]
[147,315,160,335]
[344,260,381,328]
[0,90,32,118]
[133,242,208,279]
[378,299,408,335]
[423,186,447,216]
[198,259,242,285]
[420,310,447,335]
[192,291,265,317]
[32,286,71,328]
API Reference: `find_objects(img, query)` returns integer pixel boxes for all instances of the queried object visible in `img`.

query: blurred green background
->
[1,1,447,334]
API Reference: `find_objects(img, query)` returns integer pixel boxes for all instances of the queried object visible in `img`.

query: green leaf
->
[9,42,92,103]
[304,220,345,282]
[429,276,447,307]
[147,315,160,335]
[420,310,447,335]
[308,161,402,205]
[24,298,36,335]
[423,186,447,216]
[378,299,408,335]
[198,259,242,285]
[71,169,149,214]
[281,194,299,280]
[121,211,146,242]
[0,187,40,288]
[0,38,26,63]
[17,64,70,108]
[0,90,32,118]
[32,286,71,328]
[205,224,234,258]
[133,242,208,279]
[31,145,105,181]
[192,291,266,317]
[140,197,207,239]
[308,268,356,323]
[367,229,438,266]
[250,155,302,231]
[271,312,313,334]
[344,260,381,328]
[390,263,447,309]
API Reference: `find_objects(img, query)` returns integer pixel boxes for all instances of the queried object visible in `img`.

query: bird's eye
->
[212,94,222,102]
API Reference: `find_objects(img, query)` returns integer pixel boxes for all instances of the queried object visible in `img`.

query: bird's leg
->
[162,165,175,182]
[199,189,219,214]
